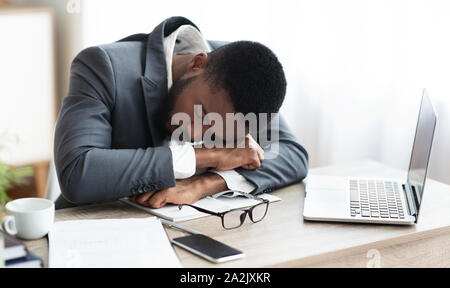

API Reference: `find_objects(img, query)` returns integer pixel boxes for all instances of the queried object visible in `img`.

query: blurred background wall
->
[1,0,449,197]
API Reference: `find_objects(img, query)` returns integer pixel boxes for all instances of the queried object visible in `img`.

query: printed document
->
[49,217,181,268]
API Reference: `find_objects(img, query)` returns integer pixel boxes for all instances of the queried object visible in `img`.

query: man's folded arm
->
[54,46,176,205]
[236,115,309,195]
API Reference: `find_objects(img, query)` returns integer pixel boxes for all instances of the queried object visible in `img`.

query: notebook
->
[121,193,281,222]
[1,230,27,261]
[48,217,181,268]
[5,251,43,268]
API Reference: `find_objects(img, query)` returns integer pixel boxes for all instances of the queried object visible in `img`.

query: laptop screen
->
[407,89,437,211]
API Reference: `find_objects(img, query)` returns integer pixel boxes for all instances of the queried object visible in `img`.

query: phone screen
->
[172,234,245,263]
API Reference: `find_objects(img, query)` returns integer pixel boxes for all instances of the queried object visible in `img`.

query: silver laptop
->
[303,89,437,225]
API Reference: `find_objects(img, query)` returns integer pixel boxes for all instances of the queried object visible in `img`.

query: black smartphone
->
[172,234,245,263]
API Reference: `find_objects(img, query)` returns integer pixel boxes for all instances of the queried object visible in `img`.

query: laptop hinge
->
[402,184,418,222]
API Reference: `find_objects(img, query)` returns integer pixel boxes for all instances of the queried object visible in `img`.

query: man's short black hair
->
[204,41,287,118]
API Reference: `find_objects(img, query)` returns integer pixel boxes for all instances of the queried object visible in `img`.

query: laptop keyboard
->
[350,179,405,219]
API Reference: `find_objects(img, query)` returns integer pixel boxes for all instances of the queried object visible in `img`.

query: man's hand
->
[195,135,264,171]
[128,173,227,208]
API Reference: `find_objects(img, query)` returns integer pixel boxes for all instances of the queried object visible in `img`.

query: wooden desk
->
[25,161,450,267]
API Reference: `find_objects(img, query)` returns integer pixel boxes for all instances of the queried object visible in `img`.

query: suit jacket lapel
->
[140,17,200,147]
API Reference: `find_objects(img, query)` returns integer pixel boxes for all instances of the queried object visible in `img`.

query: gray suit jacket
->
[54,17,308,207]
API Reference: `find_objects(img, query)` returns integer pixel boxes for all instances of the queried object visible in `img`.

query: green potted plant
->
[0,163,33,215]
[0,136,33,217]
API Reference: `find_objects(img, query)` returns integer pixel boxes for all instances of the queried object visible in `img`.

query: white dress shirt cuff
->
[169,142,196,179]
[212,170,256,193]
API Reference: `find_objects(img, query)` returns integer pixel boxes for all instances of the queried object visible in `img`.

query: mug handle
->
[2,215,18,236]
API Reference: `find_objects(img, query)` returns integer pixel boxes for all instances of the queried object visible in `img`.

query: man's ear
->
[189,53,208,73]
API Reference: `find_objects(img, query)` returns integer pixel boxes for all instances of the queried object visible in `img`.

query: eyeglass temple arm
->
[235,191,269,203]
[178,204,223,216]
[213,190,268,202]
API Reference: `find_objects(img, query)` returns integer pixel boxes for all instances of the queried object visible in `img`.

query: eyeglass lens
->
[222,202,269,229]
[222,210,247,229]
[249,202,269,222]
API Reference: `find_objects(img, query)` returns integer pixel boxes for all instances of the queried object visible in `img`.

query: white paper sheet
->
[121,193,281,222]
[48,217,181,268]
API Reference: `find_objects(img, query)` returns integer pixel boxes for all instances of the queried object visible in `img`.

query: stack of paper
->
[48,217,181,268]
[122,193,281,222]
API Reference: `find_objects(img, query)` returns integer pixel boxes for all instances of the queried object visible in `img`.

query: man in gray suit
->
[54,17,308,209]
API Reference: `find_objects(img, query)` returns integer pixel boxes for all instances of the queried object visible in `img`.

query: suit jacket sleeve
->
[236,115,309,195]
[54,46,176,205]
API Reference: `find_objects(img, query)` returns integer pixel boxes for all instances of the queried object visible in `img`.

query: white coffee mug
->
[1,198,54,240]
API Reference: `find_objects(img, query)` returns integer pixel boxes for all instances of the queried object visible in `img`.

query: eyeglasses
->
[178,191,270,230]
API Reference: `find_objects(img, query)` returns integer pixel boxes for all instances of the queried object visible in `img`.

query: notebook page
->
[48,217,181,268]
[121,193,281,222]
[121,196,230,222]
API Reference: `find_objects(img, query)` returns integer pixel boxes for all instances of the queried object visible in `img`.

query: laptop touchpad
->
[313,189,346,203]
[305,187,348,218]
[307,189,345,205]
